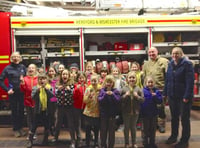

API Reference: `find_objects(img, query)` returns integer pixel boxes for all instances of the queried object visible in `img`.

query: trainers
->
[158,127,165,133]
[26,140,32,148]
[20,128,27,136]
[174,141,189,148]
[132,144,138,148]
[70,143,75,148]
[14,130,21,137]
[165,137,177,144]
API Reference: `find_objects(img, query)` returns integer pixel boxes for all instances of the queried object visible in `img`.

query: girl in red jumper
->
[20,64,38,136]
[73,71,87,146]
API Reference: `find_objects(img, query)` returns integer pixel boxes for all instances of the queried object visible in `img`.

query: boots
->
[26,132,34,148]
[42,130,49,146]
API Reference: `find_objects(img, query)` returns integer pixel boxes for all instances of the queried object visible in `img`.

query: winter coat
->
[98,88,121,118]
[0,63,26,92]
[121,85,144,115]
[20,75,38,107]
[31,85,54,114]
[163,57,194,101]
[73,82,86,109]
[140,87,162,118]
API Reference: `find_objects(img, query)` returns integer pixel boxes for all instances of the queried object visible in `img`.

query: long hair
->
[102,75,115,88]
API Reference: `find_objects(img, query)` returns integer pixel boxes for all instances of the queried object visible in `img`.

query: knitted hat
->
[69,63,79,71]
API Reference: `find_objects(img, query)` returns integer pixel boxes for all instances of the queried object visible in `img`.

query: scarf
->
[39,84,51,111]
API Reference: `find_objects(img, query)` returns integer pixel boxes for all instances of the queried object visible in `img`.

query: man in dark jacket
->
[0,52,26,137]
[164,47,194,148]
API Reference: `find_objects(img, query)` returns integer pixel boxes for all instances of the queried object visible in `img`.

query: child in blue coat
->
[140,76,162,148]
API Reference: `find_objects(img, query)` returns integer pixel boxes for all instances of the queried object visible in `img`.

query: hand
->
[20,75,24,84]
[7,89,14,95]
[151,92,156,96]
[125,91,130,96]
[77,84,81,89]
[58,85,63,90]
[133,92,139,98]
[106,91,112,95]
[183,98,189,103]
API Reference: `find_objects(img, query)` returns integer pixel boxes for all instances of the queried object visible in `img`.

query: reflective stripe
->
[0,60,9,63]
[0,55,9,59]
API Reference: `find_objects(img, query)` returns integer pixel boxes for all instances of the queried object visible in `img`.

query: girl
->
[27,73,53,148]
[47,66,58,136]
[53,69,76,148]
[121,71,144,148]
[73,71,87,146]
[99,67,109,85]
[85,61,95,85]
[83,74,101,147]
[130,61,144,89]
[130,62,144,130]
[57,64,65,75]
[20,64,38,136]
[140,76,162,148]
[98,75,121,148]
[111,67,126,93]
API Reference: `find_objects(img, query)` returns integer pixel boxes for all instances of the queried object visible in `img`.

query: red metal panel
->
[0,12,12,100]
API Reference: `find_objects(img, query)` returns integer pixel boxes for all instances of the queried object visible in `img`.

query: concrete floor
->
[0,107,200,148]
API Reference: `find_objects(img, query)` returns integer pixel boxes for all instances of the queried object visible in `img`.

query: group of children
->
[20,60,163,148]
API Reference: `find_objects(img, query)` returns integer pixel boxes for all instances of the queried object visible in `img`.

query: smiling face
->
[172,47,183,64]
[148,47,158,61]
[127,74,137,86]
[11,52,21,64]
[48,67,56,78]
[146,78,154,89]
[27,64,37,76]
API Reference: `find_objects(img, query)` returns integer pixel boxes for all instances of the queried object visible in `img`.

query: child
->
[57,64,65,75]
[121,71,144,148]
[130,61,144,89]
[130,62,144,130]
[99,67,109,85]
[140,76,162,148]
[111,67,126,93]
[47,66,58,136]
[53,69,76,148]
[26,73,53,148]
[20,64,38,137]
[85,61,95,85]
[73,71,87,146]
[83,74,101,147]
[98,75,121,148]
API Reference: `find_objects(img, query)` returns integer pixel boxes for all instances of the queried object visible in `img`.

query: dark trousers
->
[84,115,99,146]
[54,106,75,143]
[9,91,24,131]
[31,111,50,133]
[100,117,116,148]
[168,98,191,143]
[26,106,34,131]
[48,102,57,132]
[142,116,157,145]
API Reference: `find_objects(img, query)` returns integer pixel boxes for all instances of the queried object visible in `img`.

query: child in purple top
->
[98,75,121,148]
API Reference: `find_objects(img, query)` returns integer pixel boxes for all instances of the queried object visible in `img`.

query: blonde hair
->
[171,46,184,57]
[126,71,137,84]
[26,64,38,76]
[144,75,155,87]
[10,51,22,62]
[102,75,115,88]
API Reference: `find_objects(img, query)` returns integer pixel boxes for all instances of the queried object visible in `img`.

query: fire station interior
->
[0,0,200,120]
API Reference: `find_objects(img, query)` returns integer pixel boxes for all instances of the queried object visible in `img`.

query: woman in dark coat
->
[164,47,194,148]
[0,52,26,137]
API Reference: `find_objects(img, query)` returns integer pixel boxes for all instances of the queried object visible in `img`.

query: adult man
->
[0,52,26,137]
[142,47,168,133]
